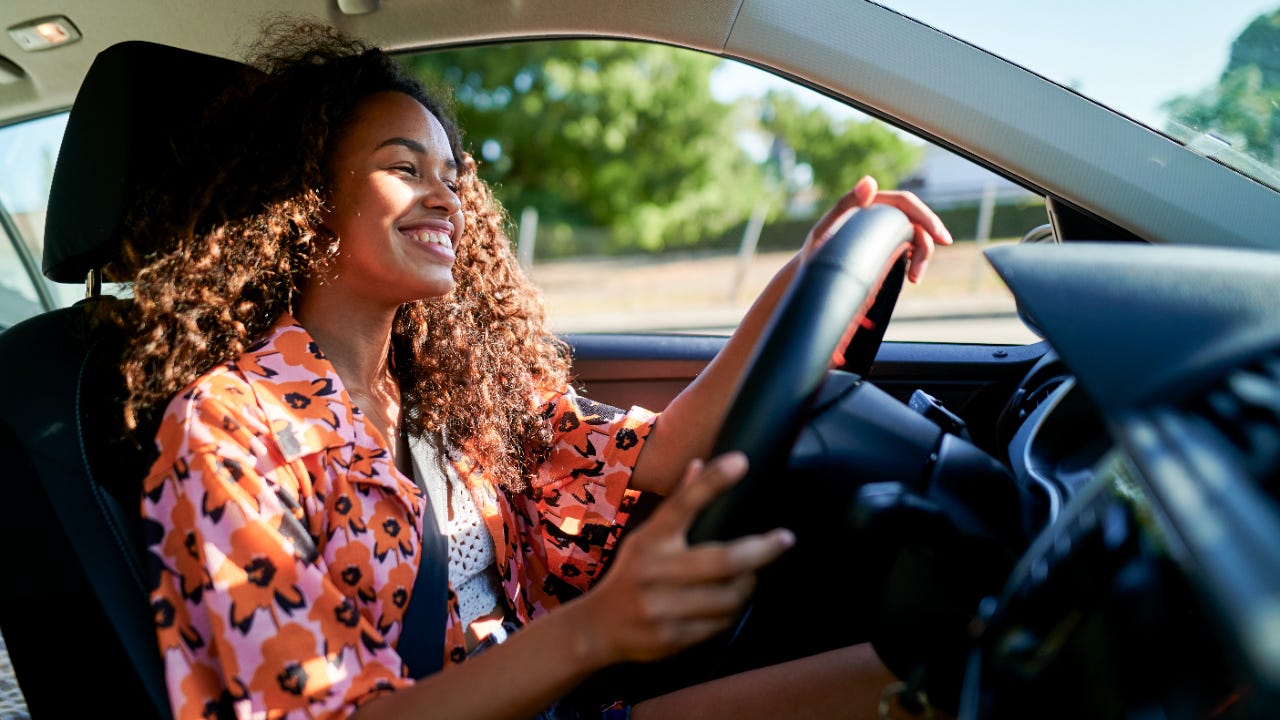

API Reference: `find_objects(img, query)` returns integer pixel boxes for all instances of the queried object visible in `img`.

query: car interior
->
[2,2,1280,719]
[0,32,1040,719]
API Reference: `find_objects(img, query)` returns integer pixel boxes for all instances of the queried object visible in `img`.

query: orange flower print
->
[326,487,369,539]
[163,500,210,602]
[330,541,377,603]
[376,561,417,635]
[349,444,387,478]
[614,425,640,452]
[176,659,245,720]
[370,496,415,562]
[146,416,189,502]
[199,453,264,522]
[342,661,401,711]
[250,622,332,714]
[263,377,342,429]
[308,588,367,660]
[152,571,203,653]
[275,329,333,376]
[233,350,280,381]
[555,409,580,434]
[219,522,306,634]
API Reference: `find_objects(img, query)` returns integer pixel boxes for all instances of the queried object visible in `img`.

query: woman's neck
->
[294,293,406,462]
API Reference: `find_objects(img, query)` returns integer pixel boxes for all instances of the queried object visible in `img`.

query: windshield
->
[876,0,1280,190]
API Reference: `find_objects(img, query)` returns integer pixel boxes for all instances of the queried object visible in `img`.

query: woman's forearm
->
[629,253,801,495]
[349,602,607,720]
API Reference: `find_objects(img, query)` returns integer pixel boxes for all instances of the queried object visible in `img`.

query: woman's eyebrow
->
[376,136,427,154]
[374,137,458,171]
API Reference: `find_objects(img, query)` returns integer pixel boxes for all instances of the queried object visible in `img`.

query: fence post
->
[517,206,538,271]
[730,205,768,303]
[971,178,997,290]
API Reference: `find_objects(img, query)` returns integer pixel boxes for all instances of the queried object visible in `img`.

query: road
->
[530,238,1040,345]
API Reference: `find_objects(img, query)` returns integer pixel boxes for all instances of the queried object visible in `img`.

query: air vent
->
[1185,354,1280,488]
[996,352,1070,452]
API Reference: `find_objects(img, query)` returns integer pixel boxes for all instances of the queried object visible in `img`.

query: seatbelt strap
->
[398,437,451,678]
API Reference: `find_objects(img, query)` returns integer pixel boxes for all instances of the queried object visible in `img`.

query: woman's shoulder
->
[163,315,327,411]
[154,355,260,437]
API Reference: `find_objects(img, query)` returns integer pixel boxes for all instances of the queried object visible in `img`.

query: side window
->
[0,226,44,327]
[0,112,79,328]
[402,40,1040,345]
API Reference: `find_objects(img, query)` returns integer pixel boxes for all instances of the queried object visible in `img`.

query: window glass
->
[403,40,1039,345]
[0,111,82,318]
[0,226,43,327]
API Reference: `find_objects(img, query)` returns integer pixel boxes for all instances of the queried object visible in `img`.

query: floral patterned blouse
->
[142,314,657,719]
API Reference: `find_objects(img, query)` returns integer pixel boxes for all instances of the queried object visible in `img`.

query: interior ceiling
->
[0,0,745,124]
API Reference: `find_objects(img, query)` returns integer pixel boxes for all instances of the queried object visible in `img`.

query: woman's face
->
[319,91,464,309]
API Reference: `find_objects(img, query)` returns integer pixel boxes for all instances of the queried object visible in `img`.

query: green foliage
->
[757,91,921,208]
[404,41,768,252]
[1165,10,1280,166]
[402,40,923,255]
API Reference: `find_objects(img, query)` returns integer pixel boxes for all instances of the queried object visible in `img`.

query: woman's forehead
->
[346,91,449,154]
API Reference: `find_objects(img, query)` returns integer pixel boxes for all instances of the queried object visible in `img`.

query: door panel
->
[567,333,1050,456]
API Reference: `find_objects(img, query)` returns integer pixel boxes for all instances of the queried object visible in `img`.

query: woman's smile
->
[398,219,456,261]
[318,90,464,307]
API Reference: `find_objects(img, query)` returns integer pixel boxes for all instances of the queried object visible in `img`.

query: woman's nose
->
[425,179,461,214]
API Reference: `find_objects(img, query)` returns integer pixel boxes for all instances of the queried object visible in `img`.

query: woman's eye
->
[392,164,418,177]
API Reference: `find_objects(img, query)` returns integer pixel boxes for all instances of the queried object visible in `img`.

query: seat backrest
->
[0,41,257,718]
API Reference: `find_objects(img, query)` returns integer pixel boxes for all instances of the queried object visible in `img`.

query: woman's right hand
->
[578,452,795,666]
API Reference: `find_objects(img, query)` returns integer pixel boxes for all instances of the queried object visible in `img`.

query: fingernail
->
[776,529,796,548]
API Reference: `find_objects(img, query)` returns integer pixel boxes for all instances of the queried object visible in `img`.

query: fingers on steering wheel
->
[658,452,748,533]
[866,190,951,283]
[908,224,934,283]
[805,180,875,256]
[675,524,796,581]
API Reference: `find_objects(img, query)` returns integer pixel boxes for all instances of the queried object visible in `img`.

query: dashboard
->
[951,241,1280,719]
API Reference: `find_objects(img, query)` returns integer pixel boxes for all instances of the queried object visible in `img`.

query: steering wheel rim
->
[687,204,914,545]
[603,206,917,705]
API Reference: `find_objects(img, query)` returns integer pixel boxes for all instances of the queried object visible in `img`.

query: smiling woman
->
[93,16,955,720]
[7,2,1278,719]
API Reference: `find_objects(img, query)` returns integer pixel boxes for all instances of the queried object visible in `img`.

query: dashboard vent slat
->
[1190,356,1280,488]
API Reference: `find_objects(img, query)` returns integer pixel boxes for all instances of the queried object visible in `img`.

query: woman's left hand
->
[801,175,953,284]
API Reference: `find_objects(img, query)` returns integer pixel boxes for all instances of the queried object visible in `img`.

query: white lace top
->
[407,433,503,630]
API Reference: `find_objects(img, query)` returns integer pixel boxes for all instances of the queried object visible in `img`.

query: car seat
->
[0,41,257,719]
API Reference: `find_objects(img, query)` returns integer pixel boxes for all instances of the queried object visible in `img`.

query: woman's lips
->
[398,219,455,255]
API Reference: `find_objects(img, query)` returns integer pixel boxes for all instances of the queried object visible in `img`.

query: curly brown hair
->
[114,18,570,490]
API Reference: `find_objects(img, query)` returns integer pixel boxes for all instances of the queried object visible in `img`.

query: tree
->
[404,41,768,252]
[756,90,922,211]
[1165,10,1280,166]
[403,40,924,255]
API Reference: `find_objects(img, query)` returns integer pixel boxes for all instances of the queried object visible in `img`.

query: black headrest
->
[42,41,258,283]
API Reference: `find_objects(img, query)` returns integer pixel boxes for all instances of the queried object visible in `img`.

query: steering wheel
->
[687,204,913,545]
[598,206,926,706]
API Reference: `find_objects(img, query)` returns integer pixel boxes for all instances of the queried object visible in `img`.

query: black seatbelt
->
[397,494,450,678]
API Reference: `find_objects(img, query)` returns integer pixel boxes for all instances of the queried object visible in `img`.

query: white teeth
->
[408,230,452,250]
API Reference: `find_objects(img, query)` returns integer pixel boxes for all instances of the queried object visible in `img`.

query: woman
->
[127,20,953,720]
